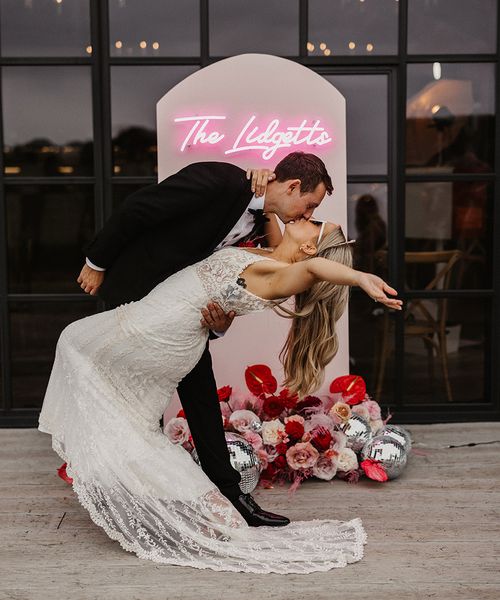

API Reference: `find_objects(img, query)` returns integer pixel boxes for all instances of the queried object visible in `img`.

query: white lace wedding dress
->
[38,247,367,573]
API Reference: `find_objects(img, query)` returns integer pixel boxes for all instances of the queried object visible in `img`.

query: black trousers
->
[177,342,242,500]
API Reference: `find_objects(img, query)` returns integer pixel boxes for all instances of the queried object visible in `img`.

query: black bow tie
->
[248,208,270,226]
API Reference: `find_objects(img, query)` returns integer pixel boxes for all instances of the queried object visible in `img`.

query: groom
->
[78,151,333,526]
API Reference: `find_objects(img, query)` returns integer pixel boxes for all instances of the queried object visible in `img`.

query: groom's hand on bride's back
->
[77,264,105,296]
[200,302,235,336]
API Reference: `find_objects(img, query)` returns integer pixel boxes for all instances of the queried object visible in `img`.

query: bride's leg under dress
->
[38,310,366,574]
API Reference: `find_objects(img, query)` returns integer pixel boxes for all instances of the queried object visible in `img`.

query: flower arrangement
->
[165,365,394,491]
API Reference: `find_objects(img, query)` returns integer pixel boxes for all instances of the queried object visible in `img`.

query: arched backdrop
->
[156,54,347,415]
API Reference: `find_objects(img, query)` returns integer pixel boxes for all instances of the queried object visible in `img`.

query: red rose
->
[275,442,288,455]
[311,427,333,452]
[285,420,305,440]
[176,409,186,418]
[273,455,287,470]
[237,240,257,248]
[263,395,286,418]
[278,388,299,409]
[260,463,279,481]
[295,395,322,415]
[217,385,232,402]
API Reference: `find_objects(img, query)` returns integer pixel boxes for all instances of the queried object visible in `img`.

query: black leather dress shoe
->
[229,493,290,527]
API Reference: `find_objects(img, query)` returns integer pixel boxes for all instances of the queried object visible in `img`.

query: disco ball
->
[360,435,407,480]
[338,413,373,452]
[377,424,412,452]
[191,432,261,493]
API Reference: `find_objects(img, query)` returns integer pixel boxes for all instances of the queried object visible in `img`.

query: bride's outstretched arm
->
[268,257,403,310]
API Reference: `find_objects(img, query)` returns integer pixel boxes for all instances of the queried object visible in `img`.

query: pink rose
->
[304,413,336,435]
[165,417,190,444]
[243,430,263,451]
[286,442,319,471]
[352,404,371,421]
[257,448,269,470]
[328,401,352,425]
[364,399,382,420]
[330,430,348,452]
[370,418,384,434]
[229,409,261,433]
[312,451,340,481]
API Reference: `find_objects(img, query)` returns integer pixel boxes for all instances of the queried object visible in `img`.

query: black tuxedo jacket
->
[84,161,265,308]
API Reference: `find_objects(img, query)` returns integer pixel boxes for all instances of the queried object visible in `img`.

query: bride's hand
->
[356,272,403,310]
[246,168,276,197]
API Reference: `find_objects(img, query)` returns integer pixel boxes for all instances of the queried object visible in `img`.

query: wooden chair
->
[374,250,462,402]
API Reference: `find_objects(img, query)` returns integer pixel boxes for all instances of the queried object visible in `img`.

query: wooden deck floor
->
[1,423,499,600]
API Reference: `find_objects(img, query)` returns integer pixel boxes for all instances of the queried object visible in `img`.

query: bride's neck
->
[268,239,302,263]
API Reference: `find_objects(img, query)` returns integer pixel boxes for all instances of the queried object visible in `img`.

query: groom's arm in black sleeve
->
[84,162,242,268]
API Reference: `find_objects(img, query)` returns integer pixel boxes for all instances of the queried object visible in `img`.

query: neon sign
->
[174,114,332,160]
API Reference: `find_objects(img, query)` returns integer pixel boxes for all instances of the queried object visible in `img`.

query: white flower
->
[165,417,190,444]
[337,447,359,472]
[229,409,261,433]
[261,419,287,445]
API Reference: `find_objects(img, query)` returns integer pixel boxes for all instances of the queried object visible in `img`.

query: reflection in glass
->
[402,298,487,404]
[6,185,94,294]
[2,67,93,176]
[0,0,91,57]
[408,0,497,55]
[308,0,398,56]
[348,183,391,404]
[111,66,198,176]
[324,75,388,175]
[209,0,299,56]
[10,302,98,409]
[406,63,495,174]
[109,0,199,57]
[405,181,493,289]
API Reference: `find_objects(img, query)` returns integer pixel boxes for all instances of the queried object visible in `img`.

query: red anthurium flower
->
[263,395,286,418]
[329,375,366,405]
[245,364,277,396]
[360,458,388,482]
[217,385,232,402]
[57,463,73,485]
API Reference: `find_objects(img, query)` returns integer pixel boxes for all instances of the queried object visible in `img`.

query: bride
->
[38,218,401,574]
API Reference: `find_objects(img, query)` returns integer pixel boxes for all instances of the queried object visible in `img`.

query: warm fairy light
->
[307,42,315,52]
[58,166,74,174]
[139,41,147,49]
[4,166,21,174]
[86,46,92,54]
[55,0,63,4]
[366,43,374,52]
[324,49,331,56]
[115,40,123,49]
[113,165,121,174]
[431,104,441,114]
[152,42,160,50]
[433,61,442,80]
[348,41,356,50]
[319,42,327,51]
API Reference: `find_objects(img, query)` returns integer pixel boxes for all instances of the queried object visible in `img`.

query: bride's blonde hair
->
[273,226,354,397]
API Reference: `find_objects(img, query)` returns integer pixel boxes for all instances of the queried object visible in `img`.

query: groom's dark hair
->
[274,151,334,195]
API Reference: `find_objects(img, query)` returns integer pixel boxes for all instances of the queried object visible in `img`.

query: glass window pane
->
[405,181,493,290]
[308,0,398,56]
[109,0,199,57]
[209,0,299,56]
[111,66,198,176]
[2,67,93,177]
[406,63,495,174]
[10,301,98,410]
[0,0,91,57]
[325,75,388,175]
[408,0,497,55]
[6,184,94,294]
[402,298,488,404]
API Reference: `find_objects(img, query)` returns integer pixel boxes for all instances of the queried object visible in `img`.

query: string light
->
[115,41,123,49]
[366,43,374,52]
[139,41,147,49]
[324,49,331,56]
[152,42,160,50]
[307,42,315,52]
[433,61,442,80]
[86,46,92,54]
[348,41,356,50]
[319,42,326,51]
